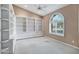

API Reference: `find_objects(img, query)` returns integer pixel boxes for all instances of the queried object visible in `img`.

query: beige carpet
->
[15,36,79,54]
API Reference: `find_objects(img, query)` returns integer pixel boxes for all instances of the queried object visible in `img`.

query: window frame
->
[49,12,64,36]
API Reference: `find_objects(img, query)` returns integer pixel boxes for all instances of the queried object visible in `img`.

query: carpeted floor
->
[14,36,79,54]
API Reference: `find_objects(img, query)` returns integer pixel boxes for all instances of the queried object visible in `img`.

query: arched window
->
[49,13,64,36]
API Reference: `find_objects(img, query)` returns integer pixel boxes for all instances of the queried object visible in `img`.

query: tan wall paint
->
[43,5,79,47]
[13,5,42,18]
[13,4,79,47]
[78,33,79,47]
[78,5,79,47]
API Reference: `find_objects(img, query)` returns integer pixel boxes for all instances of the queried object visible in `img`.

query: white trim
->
[50,32,64,36]
[16,15,27,18]
[49,12,64,37]
[62,41,79,49]
[48,36,79,49]
[16,15,42,20]
[9,4,17,54]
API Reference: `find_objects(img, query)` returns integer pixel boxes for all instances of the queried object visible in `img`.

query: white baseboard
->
[46,36,79,49]
[16,36,44,41]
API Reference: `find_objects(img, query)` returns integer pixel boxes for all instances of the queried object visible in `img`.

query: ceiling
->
[14,4,69,16]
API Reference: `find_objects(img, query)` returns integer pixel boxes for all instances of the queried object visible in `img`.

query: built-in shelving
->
[1,48,9,54]
[0,4,15,54]
[16,16,43,39]
[1,19,9,21]
[0,4,10,54]
[1,7,9,11]
[1,40,9,43]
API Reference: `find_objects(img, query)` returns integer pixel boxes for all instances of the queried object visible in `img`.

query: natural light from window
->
[49,13,64,36]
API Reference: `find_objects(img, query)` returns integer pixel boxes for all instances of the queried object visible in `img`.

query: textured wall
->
[43,5,79,47]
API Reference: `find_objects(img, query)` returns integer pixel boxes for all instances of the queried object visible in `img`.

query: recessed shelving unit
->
[0,4,15,54]
[16,16,43,39]
[1,48,9,54]
[0,4,10,54]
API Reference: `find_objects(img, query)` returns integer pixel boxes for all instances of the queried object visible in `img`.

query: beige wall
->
[78,5,79,47]
[13,4,79,47]
[13,5,42,18]
[43,5,79,47]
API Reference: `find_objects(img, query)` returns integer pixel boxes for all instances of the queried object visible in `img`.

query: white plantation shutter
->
[16,16,43,39]
[35,19,42,32]
[27,17,35,32]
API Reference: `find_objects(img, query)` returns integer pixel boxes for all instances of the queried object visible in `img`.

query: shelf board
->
[2,29,9,31]
[1,7,9,11]
[1,19,9,21]
[1,48,9,52]
[1,40,9,43]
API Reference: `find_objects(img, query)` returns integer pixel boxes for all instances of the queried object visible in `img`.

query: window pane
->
[50,13,64,36]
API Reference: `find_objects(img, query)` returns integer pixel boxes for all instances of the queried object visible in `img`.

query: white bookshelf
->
[16,16,43,39]
[0,4,10,54]
[16,17,26,34]
[35,18,42,32]
[0,4,15,54]
[27,17,35,32]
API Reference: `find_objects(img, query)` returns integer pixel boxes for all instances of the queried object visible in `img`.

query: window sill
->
[49,32,64,37]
